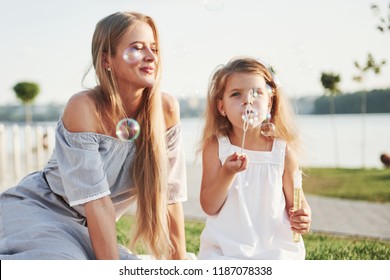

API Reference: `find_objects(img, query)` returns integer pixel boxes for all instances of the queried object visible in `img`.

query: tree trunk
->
[24,104,33,124]
[329,95,339,167]
[361,91,367,168]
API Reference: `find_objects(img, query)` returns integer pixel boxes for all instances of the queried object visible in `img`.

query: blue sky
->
[1,0,389,105]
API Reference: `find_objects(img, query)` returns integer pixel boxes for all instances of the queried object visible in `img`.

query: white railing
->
[0,123,55,191]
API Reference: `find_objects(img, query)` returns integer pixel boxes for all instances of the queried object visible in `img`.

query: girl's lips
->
[243,109,256,115]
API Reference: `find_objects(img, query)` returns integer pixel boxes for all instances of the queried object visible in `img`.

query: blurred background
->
[1,0,390,183]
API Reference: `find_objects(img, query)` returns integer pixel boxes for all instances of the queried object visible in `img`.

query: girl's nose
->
[242,92,254,106]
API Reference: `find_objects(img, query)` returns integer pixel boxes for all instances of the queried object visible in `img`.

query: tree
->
[320,72,341,113]
[353,53,386,168]
[320,72,342,167]
[370,2,390,34]
[353,53,386,114]
[13,82,40,124]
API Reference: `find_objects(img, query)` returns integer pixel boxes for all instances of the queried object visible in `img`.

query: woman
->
[0,12,187,260]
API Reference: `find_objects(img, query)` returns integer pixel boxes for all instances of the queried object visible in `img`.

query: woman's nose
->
[144,47,156,62]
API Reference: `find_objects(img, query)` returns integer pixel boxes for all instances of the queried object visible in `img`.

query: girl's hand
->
[289,207,311,235]
[223,152,248,173]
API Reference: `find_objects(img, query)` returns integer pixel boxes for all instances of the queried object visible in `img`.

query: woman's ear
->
[102,52,111,69]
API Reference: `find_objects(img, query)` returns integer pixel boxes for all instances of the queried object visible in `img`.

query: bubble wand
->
[293,170,302,242]
[240,89,258,154]
[240,105,250,155]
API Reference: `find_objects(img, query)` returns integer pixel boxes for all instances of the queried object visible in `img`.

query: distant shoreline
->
[1,88,390,122]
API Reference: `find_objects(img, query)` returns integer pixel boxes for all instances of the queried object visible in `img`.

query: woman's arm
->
[167,202,187,259]
[162,93,187,259]
[63,92,119,259]
[85,196,119,259]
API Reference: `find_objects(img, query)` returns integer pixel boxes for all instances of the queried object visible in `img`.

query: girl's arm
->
[85,196,119,259]
[167,202,187,259]
[200,137,248,215]
[283,147,311,235]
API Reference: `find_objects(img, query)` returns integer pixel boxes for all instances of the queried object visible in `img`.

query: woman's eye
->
[130,44,143,51]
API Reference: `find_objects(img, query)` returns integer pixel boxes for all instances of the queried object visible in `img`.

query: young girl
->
[0,12,187,260]
[197,57,311,259]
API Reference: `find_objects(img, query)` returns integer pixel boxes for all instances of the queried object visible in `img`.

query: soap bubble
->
[123,47,142,64]
[297,60,313,74]
[260,113,276,137]
[203,0,225,11]
[116,118,140,141]
[171,44,188,57]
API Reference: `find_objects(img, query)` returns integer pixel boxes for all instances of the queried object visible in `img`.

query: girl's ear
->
[217,98,225,116]
[268,95,274,111]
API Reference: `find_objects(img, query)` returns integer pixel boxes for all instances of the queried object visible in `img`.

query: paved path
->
[2,164,390,240]
[183,164,390,240]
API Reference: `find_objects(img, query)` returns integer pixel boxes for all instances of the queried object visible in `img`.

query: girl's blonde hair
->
[87,12,171,259]
[199,56,301,156]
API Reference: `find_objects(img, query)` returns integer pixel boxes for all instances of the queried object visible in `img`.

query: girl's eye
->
[253,88,265,97]
[231,92,240,97]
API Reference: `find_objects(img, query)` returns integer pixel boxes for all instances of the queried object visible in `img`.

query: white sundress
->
[198,136,305,260]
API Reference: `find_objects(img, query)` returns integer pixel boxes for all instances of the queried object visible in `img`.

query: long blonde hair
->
[199,56,301,155]
[88,12,171,259]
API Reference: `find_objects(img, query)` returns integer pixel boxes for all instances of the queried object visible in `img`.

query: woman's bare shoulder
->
[62,90,100,133]
[162,92,180,129]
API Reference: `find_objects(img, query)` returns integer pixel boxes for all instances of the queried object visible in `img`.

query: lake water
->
[1,113,389,169]
[181,113,390,168]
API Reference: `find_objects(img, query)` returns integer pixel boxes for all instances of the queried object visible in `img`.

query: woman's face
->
[218,72,272,130]
[109,21,158,91]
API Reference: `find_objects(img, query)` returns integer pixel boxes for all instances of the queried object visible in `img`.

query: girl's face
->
[218,72,272,130]
[109,21,158,91]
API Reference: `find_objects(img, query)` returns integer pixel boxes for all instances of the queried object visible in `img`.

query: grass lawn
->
[117,167,390,259]
[117,215,390,260]
[302,167,390,203]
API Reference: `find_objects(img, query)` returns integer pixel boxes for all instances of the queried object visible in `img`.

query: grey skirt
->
[0,172,137,260]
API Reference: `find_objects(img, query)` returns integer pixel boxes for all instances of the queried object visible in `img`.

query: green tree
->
[370,2,390,34]
[13,81,40,124]
[353,53,386,168]
[349,3,389,167]
[353,53,386,114]
[320,72,341,167]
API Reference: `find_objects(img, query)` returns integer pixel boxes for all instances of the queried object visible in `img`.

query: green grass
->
[302,167,390,203]
[116,215,390,260]
[116,167,390,259]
